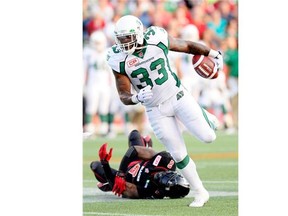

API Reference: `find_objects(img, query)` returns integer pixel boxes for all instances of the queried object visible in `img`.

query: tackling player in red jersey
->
[90,130,190,199]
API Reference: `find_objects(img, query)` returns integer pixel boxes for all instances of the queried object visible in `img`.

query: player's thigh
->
[175,91,216,143]
[85,86,100,114]
[98,88,111,114]
[146,109,187,161]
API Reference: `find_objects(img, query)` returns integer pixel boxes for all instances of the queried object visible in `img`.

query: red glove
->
[98,143,113,162]
[112,174,126,197]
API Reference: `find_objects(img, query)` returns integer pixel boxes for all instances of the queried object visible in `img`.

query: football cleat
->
[189,189,209,207]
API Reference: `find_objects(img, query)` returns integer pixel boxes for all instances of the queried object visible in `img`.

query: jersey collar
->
[132,39,147,59]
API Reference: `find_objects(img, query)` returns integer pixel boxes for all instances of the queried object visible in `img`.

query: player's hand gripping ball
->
[192,55,218,79]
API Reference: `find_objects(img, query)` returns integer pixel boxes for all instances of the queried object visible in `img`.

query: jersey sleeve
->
[107,45,127,74]
[144,26,169,48]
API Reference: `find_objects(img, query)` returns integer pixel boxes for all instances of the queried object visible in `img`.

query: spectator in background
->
[104,13,122,47]
[178,24,203,102]
[134,0,155,28]
[86,9,106,36]
[174,3,192,28]
[206,9,227,40]
[114,0,135,16]
[98,0,114,23]
[216,0,235,23]
[226,17,238,38]
[190,5,207,39]
[201,28,220,50]
[224,36,238,129]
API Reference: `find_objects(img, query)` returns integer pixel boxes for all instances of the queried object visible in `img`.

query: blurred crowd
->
[82,0,238,138]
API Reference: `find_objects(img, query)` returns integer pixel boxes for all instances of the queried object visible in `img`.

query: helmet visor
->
[115,34,137,53]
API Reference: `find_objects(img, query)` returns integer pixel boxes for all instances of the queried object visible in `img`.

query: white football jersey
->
[107,26,181,107]
[83,46,111,88]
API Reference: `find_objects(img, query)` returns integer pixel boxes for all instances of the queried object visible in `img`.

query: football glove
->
[209,50,223,71]
[132,85,153,104]
[112,172,126,197]
[98,143,113,162]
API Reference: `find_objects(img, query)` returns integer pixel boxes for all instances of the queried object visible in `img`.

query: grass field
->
[83,130,238,216]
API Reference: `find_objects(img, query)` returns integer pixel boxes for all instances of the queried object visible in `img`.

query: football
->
[192,55,218,79]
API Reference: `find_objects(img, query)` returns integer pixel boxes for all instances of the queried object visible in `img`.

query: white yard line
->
[83,213,163,216]
[83,187,238,203]
[204,180,238,183]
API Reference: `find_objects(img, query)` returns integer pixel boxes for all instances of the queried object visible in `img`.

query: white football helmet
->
[90,31,107,52]
[114,15,144,55]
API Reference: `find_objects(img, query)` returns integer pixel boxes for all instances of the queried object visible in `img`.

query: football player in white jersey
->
[107,15,223,208]
[83,31,112,135]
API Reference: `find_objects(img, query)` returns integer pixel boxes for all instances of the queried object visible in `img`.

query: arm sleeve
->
[100,160,116,187]
[118,146,138,173]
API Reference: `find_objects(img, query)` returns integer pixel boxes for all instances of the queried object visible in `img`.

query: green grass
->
[83,130,238,216]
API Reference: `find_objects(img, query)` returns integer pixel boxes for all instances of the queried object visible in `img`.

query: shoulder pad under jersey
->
[144,26,169,48]
[107,45,127,73]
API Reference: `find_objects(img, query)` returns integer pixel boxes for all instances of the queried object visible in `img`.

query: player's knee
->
[201,131,216,143]
[128,129,143,147]
[90,161,101,171]
[165,148,187,163]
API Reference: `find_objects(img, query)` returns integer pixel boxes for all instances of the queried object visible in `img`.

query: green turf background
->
[83,131,238,216]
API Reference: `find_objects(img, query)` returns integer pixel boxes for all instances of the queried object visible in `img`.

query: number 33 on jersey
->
[107,26,181,107]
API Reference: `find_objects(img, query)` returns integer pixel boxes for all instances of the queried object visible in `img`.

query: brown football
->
[192,55,218,79]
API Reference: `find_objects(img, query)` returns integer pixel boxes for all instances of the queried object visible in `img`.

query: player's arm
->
[122,182,139,198]
[134,146,156,160]
[113,70,135,105]
[113,70,153,105]
[168,35,221,60]
[118,146,156,173]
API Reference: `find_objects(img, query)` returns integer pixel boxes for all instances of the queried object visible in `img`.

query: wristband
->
[131,94,139,104]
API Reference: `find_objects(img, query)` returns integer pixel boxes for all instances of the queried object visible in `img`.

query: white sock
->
[179,158,206,192]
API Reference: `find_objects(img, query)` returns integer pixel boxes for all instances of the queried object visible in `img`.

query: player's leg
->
[90,161,117,192]
[146,106,208,207]
[128,129,152,148]
[84,86,99,133]
[98,88,111,136]
[128,130,145,147]
[175,88,218,143]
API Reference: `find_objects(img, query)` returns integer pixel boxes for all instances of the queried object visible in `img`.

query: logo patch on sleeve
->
[153,155,162,166]
[167,160,175,169]
[128,163,140,177]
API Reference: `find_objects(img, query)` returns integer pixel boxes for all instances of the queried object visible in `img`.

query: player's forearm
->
[122,182,139,199]
[134,146,156,160]
[186,41,210,56]
[100,160,115,188]
[118,91,136,105]
[119,146,139,173]
[169,37,210,56]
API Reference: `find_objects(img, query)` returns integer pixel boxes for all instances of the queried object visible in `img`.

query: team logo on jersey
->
[153,155,162,166]
[128,163,140,177]
[127,58,139,68]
